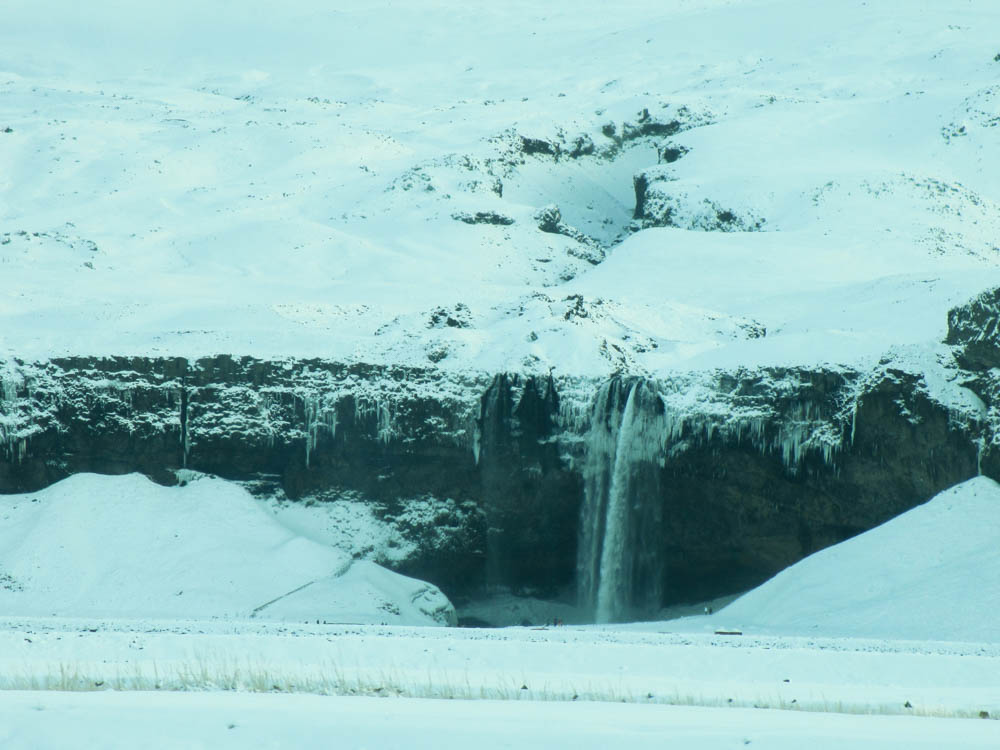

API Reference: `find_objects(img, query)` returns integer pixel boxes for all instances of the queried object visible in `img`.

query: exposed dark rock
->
[506,105,710,170]
[622,108,682,141]
[632,168,765,232]
[656,369,977,605]
[633,172,656,220]
[533,204,606,264]
[519,136,560,157]
[373,494,487,592]
[428,303,472,329]
[452,211,515,226]
[568,134,595,158]
[659,143,689,163]
[477,374,580,594]
[946,286,1000,369]
[535,204,563,233]
[740,321,767,339]
[564,241,605,265]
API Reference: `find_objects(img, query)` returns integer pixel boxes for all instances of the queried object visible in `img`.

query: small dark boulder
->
[534,204,563,233]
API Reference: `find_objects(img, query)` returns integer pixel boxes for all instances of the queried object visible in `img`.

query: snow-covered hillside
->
[714,476,1000,641]
[0,472,454,625]
[2,0,999,376]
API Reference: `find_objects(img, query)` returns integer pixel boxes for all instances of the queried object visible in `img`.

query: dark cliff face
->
[477,374,581,594]
[945,286,1000,479]
[947,287,1000,370]
[0,347,985,619]
[655,369,979,606]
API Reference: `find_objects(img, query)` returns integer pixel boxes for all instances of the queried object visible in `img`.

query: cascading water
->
[578,378,667,623]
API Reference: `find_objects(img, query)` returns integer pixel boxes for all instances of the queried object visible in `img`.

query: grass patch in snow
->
[2,660,994,721]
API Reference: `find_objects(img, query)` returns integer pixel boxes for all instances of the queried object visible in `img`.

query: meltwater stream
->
[578,378,668,623]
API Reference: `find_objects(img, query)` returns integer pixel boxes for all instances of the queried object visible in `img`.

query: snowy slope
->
[1,0,999,376]
[714,476,1000,641]
[0,472,454,625]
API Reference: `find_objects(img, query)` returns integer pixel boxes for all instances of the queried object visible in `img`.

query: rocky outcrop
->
[533,204,605,264]
[947,286,1000,370]
[632,167,766,232]
[945,286,1000,478]
[452,211,515,226]
[0,350,986,620]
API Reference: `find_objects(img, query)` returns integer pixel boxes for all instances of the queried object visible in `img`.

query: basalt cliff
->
[2,288,993,623]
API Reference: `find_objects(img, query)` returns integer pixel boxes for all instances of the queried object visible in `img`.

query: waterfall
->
[576,380,619,615]
[595,381,640,623]
[578,378,666,623]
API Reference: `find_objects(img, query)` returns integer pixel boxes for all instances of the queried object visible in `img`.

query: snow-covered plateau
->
[2,0,1000,745]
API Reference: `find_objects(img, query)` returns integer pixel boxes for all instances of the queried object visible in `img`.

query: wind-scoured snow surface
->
[0,472,455,625]
[2,0,1000,375]
[711,476,1000,641]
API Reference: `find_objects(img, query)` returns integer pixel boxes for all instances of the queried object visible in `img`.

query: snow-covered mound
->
[716,476,1000,642]
[0,473,455,625]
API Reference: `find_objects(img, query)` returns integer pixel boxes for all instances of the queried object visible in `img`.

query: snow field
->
[2,0,1000,377]
[1,618,998,722]
[2,692,997,750]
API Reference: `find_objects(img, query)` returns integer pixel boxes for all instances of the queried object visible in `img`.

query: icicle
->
[353,397,395,447]
[1,376,17,402]
[304,395,317,468]
[376,403,395,444]
[304,394,340,467]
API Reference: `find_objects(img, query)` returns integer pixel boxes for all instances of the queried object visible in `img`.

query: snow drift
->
[0,472,455,625]
[716,476,1000,642]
